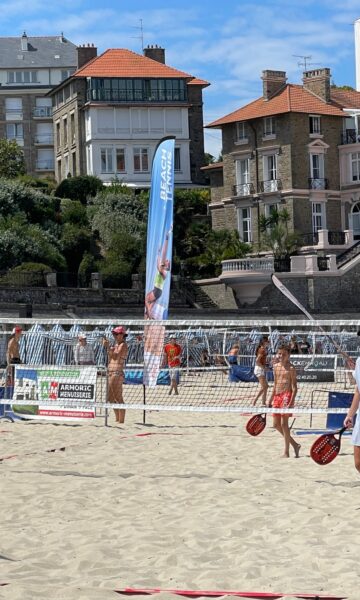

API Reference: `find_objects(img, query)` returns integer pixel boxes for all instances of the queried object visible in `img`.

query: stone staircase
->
[181,279,218,309]
[336,240,360,268]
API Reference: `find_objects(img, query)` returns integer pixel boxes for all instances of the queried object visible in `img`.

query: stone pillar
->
[305,255,319,273]
[290,255,306,273]
[317,229,328,249]
[345,229,354,246]
[91,272,102,290]
[46,272,57,287]
[326,254,337,271]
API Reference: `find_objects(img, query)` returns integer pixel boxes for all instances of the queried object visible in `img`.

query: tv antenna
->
[293,54,321,70]
[130,18,144,51]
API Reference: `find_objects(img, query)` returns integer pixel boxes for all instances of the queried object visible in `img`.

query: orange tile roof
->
[201,162,224,170]
[206,84,354,127]
[73,48,208,84]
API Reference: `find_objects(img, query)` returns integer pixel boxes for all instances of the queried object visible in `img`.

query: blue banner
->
[144,137,175,386]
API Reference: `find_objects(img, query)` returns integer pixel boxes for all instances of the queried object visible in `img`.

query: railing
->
[34,134,54,144]
[308,177,329,190]
[6,136,24,144]
[232,182,255,197]
[87,89,187,103]
[35,160,55,171]
[340,129,358,145]
[273,257,291,272]
[328,231,345,245]
[222,257,274,272]
[300,232,319,246]
[317,256,329,271]
[33,106,53,118]
[0,271,48,287]
[259,179,282,193]
[5,109,23,117]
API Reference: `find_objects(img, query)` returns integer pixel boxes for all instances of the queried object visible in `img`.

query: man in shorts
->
[164,337,182,395]
[267,344,301,458]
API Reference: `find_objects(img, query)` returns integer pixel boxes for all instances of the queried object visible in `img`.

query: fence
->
[0,319,359,424]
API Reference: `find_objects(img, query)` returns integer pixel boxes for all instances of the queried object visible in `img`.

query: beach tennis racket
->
[310,426,347,465]
[246,414,266,436]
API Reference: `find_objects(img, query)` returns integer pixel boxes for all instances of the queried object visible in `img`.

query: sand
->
[0,409,360,600]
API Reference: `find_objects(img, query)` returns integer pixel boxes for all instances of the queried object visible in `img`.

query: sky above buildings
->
[0,0,360,157]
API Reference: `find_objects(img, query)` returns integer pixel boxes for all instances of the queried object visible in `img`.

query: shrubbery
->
[55,175,103,204]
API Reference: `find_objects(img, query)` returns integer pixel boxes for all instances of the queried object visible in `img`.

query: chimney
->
[143,44,165,64]
[302,68,331,102]
[77,43,97,69]
[261,70,287,100]
[21,31,28,52]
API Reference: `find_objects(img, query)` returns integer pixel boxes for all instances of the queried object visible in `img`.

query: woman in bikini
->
[253,337,269,406]
[268,344,301,458]
[103,326,128,424]
[145,228,172,320]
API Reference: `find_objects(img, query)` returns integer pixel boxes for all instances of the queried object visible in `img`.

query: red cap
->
[13,326,23,333]
[112,326,127,336]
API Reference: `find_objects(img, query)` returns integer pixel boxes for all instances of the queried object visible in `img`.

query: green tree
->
[0,139,26,179]
[188,229,251,277]
[55,175,103,204]
[259,208,300,258]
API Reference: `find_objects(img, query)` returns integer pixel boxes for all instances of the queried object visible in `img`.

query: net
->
[0,318,359,421]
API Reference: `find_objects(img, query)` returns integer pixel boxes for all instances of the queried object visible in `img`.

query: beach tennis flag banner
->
[144,137,175,387]
[12,366,97,420]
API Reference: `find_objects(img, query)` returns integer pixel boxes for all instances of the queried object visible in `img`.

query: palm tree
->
[259,208,300,262]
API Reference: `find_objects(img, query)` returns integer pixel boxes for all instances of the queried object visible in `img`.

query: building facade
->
[0,33,80,176]
[206,68,360,254]
[50,46,209,185]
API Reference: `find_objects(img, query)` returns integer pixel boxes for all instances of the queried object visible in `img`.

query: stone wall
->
[187,85,206,184]
[192,280,239,309]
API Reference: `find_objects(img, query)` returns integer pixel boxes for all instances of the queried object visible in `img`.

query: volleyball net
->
[0,318,359,422]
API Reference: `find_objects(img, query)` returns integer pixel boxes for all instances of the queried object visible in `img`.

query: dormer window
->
[235,121,248,144]
[263,117,275,138]
[310,115,321,136]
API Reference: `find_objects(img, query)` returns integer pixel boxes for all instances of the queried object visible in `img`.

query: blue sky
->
[1,0,360,157]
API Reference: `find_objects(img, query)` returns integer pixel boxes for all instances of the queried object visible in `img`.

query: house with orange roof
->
[49,45,209,186]
[206,68,360,258]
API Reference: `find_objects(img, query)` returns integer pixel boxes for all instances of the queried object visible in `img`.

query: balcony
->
[86,88,187,103]
[259,179,282,193]
[5,109,23,120]
[300,229,352,250]
[35,160,54,171]
[34,134,54,145]
[33,106,53,118]
[300,232,319,246]
[340,129,360,145]
[232,182,255,197]
[222,257,274,272]
[308,177,329,190]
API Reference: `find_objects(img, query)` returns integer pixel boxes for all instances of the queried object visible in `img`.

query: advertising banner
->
[291,355,336,382]
[144,137,175,386]
[12,366,97,420]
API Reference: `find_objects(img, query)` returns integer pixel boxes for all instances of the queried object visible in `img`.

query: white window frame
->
[312,202,326,233]
[238,207,252,243]
[6,122,24,142]
[351,152,360,182]
[133,147,149,172]
[100,147,114,173]
[7,70,37,84]
[310,153,324,187]
[235,121,248,144]
[263,117,276,138]
[309,115,321,136]
[116,148,126,173]
[235,158,250,195]
[262,154,278,191]
[174,147,181,172]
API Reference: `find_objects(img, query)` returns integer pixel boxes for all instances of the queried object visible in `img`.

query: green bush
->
[78,251,97,287]
[55,175,103,204]
[0,262,52,287]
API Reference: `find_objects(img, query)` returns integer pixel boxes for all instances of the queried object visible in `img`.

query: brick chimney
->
[261,70,287,100]
[143,44,165,64]
[302,68,331,102]
[77,43,97,69]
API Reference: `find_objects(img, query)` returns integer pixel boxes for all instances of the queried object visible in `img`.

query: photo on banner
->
[144,136,175,387]
[12,366,97,420]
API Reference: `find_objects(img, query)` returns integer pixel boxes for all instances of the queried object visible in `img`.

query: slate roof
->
[73,48,209,85]
[206,84,360,128]
[0,34,77,69]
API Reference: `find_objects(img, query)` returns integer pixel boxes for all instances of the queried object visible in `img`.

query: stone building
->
[206,68,360,253]
[0,32,78,176]
[49,46,209,185]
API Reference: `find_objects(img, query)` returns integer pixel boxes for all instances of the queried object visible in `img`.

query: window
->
[6,123,23,141]
[72,152,76,175]
[263,117,275,136]
[310,115,321,135]
[7,70,37,84]
[116,148,126,172]
[236,122,247,142]
[238,207,252,243]
[5,98,22,119]
[87,77,187,103]
[264,203,279,230]
[133,147,149,172]
[61,69,74,82]
[262,154,278,191]
[56,122,60,147]
[235,158,250,195]
[70,113,75,143]
[174,148,181,172]
[101,148,113,173]
[131,109,148,133]
[310,153,324,185]
[351,152,360,181]
[312,202,325,232]
[63,118,68,146]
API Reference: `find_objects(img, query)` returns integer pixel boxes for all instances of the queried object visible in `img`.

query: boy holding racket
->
[267,345,301,458]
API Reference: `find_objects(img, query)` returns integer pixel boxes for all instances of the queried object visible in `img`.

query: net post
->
[104,368,109,427]
[142,384,146,425]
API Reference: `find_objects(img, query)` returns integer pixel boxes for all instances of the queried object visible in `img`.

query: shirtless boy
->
[103,326,128,424]
[267,345,301,458]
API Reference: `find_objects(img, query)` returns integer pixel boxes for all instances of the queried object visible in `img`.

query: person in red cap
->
[7,326,23,384]
[103,326,128,424]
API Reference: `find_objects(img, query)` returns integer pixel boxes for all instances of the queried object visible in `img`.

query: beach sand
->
[1,409,359,600]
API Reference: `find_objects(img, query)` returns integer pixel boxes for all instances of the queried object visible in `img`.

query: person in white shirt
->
[344,356,360,474]
[74,334,95,365]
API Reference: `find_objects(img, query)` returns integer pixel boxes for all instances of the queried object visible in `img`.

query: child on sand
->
[267,344,301,458]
